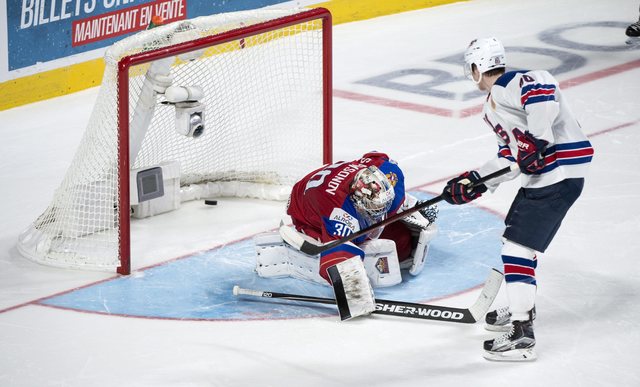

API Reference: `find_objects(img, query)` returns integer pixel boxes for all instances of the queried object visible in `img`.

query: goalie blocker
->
[327,257,376,320]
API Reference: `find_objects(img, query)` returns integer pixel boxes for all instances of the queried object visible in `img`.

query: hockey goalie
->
[253,151,438,320]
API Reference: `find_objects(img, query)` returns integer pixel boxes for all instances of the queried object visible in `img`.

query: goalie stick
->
[280,164,519,256]
[233,268,503,323]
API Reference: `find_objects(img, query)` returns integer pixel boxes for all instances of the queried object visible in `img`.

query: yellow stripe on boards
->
[315,0,464,25]
[0,59,106,111]
[0,0,465,111]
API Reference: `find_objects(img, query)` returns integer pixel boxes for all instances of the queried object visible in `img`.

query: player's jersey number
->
[304,161,347,192]
[333,222,353,237]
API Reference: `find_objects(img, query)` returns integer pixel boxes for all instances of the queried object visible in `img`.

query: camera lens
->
[193,125,204,138]
[189,113,204,138]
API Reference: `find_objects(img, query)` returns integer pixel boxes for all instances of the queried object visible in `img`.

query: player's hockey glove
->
[514,129,549,175]
[441,171,487,205]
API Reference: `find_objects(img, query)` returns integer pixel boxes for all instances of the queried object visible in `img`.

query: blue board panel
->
[6,0,286,71]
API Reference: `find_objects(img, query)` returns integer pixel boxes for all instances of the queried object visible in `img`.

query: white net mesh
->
[18,8,329,272]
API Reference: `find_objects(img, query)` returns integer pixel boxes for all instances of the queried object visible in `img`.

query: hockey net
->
[17,8,332,274]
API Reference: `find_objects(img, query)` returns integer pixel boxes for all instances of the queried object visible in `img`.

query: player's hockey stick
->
[280,164,519,256]
[233,268,503,323]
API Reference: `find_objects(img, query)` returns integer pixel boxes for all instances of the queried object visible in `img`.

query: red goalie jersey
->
[286,151,412,282]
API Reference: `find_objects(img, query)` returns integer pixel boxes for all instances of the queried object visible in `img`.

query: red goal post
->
[18,8,333,275]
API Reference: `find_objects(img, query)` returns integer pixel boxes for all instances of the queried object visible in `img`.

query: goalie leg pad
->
[360,239,402,288]
[327,257,376,321]
[260,229,403,288]
[254,232,326,285]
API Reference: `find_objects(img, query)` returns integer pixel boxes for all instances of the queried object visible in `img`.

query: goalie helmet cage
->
[17,8,333,275]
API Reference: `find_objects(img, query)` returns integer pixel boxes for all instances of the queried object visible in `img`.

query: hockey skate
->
[485,306,536,332]
[483,319,536,362]
[626,21,640,45]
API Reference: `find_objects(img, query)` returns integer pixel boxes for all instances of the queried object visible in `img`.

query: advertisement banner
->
[5,0,284,72]
[1,0,456,111]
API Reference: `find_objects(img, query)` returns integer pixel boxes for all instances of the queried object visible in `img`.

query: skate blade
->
[483,348,537,362]
[625,37,640,46]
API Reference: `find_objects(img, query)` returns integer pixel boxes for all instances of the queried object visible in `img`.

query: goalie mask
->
[350,166,395,221]
[463,37,506,81]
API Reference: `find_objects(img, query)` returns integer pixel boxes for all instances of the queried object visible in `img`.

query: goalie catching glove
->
[398,193,438,276]
[399,193,438,232]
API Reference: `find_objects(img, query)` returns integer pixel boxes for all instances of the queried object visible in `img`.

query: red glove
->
[441,171,487,205]
[513,129,549,175]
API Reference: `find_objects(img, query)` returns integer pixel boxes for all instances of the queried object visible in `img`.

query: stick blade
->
[468,268,504,322]
[279,225,328,255]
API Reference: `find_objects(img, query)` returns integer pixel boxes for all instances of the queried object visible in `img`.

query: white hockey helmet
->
[351,166,395,220]
[463,37,506,80]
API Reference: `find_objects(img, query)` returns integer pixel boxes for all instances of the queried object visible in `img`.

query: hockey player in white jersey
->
[441,37,594,361]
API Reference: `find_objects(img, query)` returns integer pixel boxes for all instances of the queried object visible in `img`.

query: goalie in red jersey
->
[254,151,438,320]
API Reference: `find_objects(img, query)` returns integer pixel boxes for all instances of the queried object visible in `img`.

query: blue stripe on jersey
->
[556,156,594,166]
[555,141,592,150]
[494,70,528,87]
[498,145,516,162]
[537,140,594,174]
[325,198,369,245]
[323,216,355,239]
[523,94,556,107]
[521,83,555,94]
[538,163,558,174]
[521,83,556,107]
[321,242,364,259]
